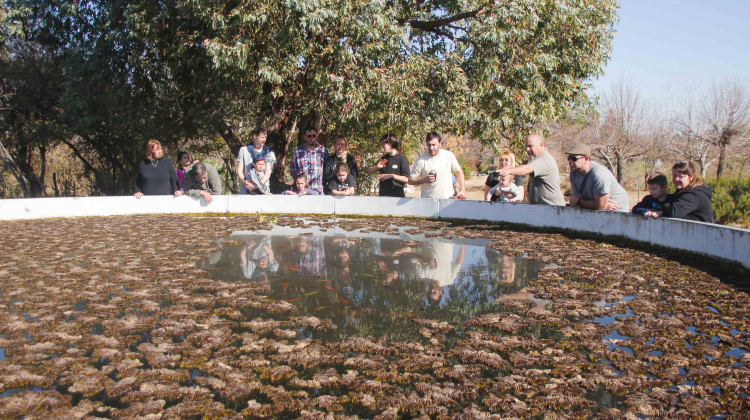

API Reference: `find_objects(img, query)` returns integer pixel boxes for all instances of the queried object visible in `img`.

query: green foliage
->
[457,156,473,179]
[706,177,750,227]
[1,0,618,195]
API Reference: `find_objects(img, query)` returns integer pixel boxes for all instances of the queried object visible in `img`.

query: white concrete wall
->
[1,195,747,267]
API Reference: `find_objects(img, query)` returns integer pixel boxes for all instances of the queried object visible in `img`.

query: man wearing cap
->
[498,134,565,206]
[566,144,630,212]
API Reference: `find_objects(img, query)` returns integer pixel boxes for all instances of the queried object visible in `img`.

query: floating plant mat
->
[0,214,748,418]
[202,224,549,342]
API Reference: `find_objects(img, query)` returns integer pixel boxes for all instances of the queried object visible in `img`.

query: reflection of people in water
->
[426,280,443,304]
[485,247,538,305]
[291,235,326,277]
[412,242,465,305]
[497,254,516,285]
[332,243,353,284]
[413,242,465,287]
[377,239,411,286]
[240,237,279,281]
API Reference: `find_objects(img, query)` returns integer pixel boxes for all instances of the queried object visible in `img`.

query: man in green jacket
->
[183,161,222,204]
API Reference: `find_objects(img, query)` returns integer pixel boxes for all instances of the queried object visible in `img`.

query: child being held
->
[283,173,322,196]
[632,172,670,218]
[487,173,521,202]
[327,162,356,196]
[247,158,271,195]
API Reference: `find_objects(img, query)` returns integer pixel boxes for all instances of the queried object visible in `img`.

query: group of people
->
[273,126,466,199]
[133,127,466,201]
[486,134,713,223]
[133,130,714,224]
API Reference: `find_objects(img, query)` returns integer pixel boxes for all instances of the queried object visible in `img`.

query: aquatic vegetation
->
[0,214,748,417]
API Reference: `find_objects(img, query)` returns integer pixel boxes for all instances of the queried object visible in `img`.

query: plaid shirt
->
[290,143,328,194]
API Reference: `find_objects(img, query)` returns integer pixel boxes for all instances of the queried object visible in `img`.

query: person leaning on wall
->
[648,161,714,223]
[565,143,630,212]
[183,161,222,204]
[134,139,182,199]
[497,134,565,206]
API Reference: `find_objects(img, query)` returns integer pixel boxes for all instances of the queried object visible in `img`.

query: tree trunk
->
[715,129,732,178]
[14,144,46,197]
[218,121,242,158]
[40,145,47,188]
[52,172,60,197]
[270,114,298,189]
[0,140,32,197]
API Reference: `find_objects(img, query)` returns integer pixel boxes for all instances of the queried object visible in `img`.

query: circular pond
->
[0,214,748,418]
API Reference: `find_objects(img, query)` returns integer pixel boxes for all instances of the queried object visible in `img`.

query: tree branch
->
[397,7,488,32]
[60,137,97,174]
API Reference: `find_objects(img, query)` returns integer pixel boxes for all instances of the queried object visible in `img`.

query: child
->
[283,173,321,196]
[487,173,521,202]
[247,158,271,195]
[327,162,356,196]
[632,172,670,218]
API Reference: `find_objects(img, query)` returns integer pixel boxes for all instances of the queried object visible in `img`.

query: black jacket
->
[662,184,713,223]
[323,154,359,194]
[631,194,669,215]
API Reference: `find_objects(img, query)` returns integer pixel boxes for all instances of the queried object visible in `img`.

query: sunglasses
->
[306,134,317,138]
[567,155,585,162]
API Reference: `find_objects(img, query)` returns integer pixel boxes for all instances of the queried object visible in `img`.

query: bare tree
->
[702,80,750,177]
[588,79,658,183]
[669,86,716,177]
[669,81,750,178]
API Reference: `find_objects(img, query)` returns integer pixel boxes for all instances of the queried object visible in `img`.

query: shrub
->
[457,156,473,178]
[706,177,750,228]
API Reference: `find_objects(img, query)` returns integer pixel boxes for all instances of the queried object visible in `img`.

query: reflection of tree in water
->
[207,235,547,342]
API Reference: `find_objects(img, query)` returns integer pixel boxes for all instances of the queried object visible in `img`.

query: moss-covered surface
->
[0,214,748,418]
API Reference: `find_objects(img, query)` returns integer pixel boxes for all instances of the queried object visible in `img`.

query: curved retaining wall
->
[1,195,748,268]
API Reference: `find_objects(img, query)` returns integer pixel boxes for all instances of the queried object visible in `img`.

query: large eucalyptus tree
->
[2,0,617,195]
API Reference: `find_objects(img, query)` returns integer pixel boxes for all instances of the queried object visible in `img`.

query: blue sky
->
[590,0,750,104]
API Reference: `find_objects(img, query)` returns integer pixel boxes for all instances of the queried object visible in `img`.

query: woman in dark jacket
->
[657,161,713,223]
[133,139,182,198]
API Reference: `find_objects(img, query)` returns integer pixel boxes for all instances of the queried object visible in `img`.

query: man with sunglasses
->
[498,134,565,206]
[566,144,629,212]
[290,126,329,194]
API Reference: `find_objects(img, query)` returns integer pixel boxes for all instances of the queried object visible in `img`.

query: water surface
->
[205,224,548,341]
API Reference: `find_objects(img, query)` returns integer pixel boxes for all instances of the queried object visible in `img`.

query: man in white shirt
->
[409,132,466,199]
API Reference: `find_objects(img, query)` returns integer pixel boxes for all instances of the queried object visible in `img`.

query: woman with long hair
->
[133,139,182,198]
[657,161,713,223]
